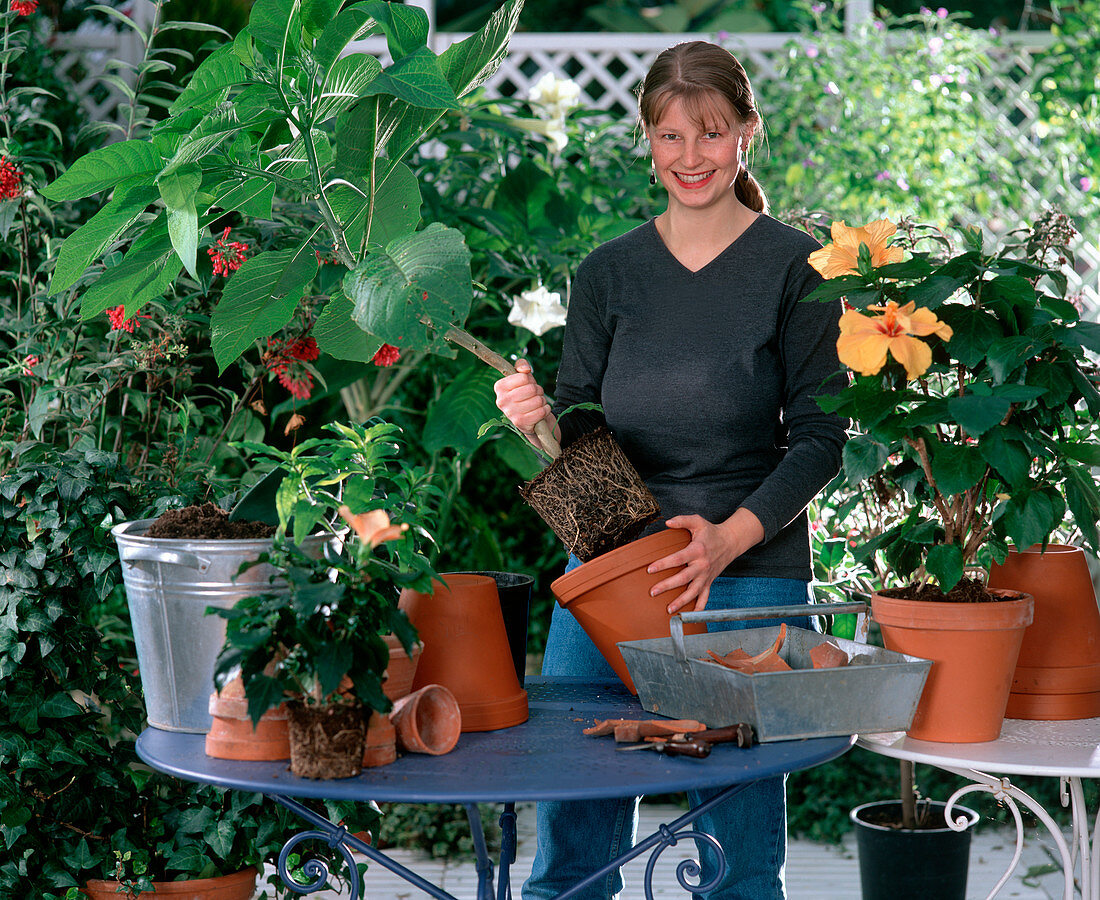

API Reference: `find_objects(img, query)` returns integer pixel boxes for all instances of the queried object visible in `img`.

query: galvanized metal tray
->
[618,603,931,742]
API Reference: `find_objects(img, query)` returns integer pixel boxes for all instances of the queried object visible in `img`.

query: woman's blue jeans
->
[522,569,813,900]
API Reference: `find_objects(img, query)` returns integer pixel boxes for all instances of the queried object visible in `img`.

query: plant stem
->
[900,759,917,829]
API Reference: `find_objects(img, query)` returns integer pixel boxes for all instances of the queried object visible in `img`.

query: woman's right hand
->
[494,359,553,436]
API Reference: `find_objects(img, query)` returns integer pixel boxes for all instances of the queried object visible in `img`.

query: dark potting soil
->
[859,803,953,831]
[879,576,1025,604]
[145,502,276,539]
[519,426,660,562]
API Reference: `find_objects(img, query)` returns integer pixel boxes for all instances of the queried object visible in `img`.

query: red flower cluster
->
[0,156,22,200]
[264,334,320,400]
[372,343,401,367]
[22,354,38,376]
[11,0,37,15]
[106,305,149,333]
[207,227,249,276]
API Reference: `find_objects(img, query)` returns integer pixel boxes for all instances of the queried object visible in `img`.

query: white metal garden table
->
[859,717,1100,900]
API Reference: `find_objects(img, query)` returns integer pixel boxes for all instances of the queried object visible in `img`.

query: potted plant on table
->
[211,419,441,777]
[805,210,1100,898]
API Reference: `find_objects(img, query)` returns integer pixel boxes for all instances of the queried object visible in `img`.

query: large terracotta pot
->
[550,528,707,694]
[400,573,528,732]
[83,867,257,900]
[871,590,1034,742]
[987,544,1100,719]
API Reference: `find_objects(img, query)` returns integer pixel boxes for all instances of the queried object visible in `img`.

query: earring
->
[649,165,656,186]
[742,168,749,182]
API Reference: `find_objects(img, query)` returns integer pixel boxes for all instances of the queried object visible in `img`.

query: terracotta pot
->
[399,573,528,732]
[550,528,708,694]
[363,709,397,768]
[455,570,533,685]
[83,867,257,900]
[204,678,289,761]
[987,544,1100,719]
[382,634,423,702]
[390,684,462,755]
[871,590,1034,742]
[286,701,366,779]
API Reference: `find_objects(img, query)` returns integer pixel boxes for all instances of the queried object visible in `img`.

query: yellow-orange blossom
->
[837,301,953,380]
[808,219,905,277]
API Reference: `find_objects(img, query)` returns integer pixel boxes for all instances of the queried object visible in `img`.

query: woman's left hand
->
[646,509,765,614]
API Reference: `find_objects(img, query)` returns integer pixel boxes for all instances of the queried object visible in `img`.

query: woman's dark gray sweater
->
[552,215,848,581]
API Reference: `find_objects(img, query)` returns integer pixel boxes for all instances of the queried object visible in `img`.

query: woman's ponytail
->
[735,169,768,215]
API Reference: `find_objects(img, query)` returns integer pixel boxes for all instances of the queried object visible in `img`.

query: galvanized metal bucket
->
[112,519,329,733]
[618,603,932,742]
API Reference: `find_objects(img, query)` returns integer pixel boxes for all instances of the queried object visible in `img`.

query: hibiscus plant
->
[40,0,527,409]
[805,210,1100,595]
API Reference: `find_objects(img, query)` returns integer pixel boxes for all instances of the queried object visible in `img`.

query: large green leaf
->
[208,177,277,220]
[328,160,421,254]
[1000,488,1064,551]
[49,178,158,296]
[313,286,384,362]
[1066,319,1100,355]
[249,0,302,55]
[314,5,379,71]
[361,0,429,58]
[929,442,986,497]
[158,164,202,279]
[423,365,498,455]
[841,433,888,486]
[301,0,341,36]
[313,53,382,124]
[1063,462,1100,552]
[939,305,1001,367]
[161,103,270,177]
[79,222,180,319]
[169,44,248,116]
[946,392,1012,437]
[211,245,319,371]
[343,223,472,355]
[41,140,162,201]
[335,96,379,179]
[362,47,460,110]
[906,273,968,309]
[925,543,964,591]
[979,429,1032,489]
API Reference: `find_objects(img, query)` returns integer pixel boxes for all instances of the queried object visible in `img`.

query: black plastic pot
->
[851,800,979,900]
[457,571,532,686]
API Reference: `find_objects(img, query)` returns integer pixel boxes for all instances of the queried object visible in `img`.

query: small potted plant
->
[211,420,440,778]
[805,210,1100,897]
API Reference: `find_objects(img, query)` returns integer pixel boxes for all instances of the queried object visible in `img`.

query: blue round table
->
[137,678,853,899]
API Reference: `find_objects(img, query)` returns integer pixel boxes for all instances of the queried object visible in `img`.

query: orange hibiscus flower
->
[837,300,953,380]
[338,506,408,547]
[809,219,905,278]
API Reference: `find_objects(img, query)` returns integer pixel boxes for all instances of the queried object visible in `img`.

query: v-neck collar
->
[648,214,764,276]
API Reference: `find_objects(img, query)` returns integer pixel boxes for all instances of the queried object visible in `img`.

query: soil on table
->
[145,502,275,539]
[519,426,660,562]
[879,576,1025,603]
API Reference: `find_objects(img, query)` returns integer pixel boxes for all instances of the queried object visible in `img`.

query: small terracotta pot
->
[400,574,528,732]
[871,590,1034,742]
[363,709,397,768]
[390,684,462,755]
[286,702,366,779]
[988,544,1100,719]
[83,867,257,900]
[204,678,290,761]
[382,634,423,702]
[550,528,708,694]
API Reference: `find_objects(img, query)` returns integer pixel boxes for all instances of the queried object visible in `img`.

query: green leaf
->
[841,434,888,486]
[169,44,248,116]
[946,393,1012,437]
[208,177,277,220]
[361,0,429,59]
[39,692,84,718]
[494,431,543,480]
[1066,320,1100,355]
[313,287,383,362]
[314,5,379,72]
[249,0,302,54]
[1001,489,1063,551]
[49,178,158,296]
[334,96,379,179]
[1057,440,1100,466]
[1064,463,1100,553]
[925,543,964,591]
[79,222,180,319]
[939,305,1002,367]
[983,274,1037,306]
[986,335,1042,382]
[979,430,1032,489]
[41,140,162,201]
[929,442,986,497]
[158,164,202,280]
[343,223,472,355]
[423,366,499,455]
[301,0,342,36]
[329,160,422,254]
[211,245,319,372]
[362,46,460,110]
[906,273,968,309]
[313,53,383,124]
[245,673,285,726]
